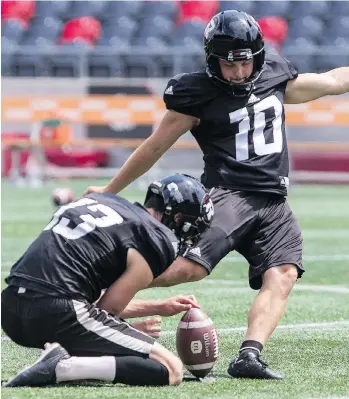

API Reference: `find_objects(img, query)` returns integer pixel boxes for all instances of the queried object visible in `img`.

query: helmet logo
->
[202,196,214,221]
[204,17,217,39]
[227,49,253,61]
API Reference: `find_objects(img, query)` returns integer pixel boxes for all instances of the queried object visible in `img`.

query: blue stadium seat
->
[69,1,108,19]
[283,38,317,73]
[175,20,206,40]
[13,50,49,77]
[138,15,175,41]
[1,37,17,76]
[125,36,164,77]
[219,1,256,15]
[102,17,138,41]
[104,1,144,20]
[35,1,71,19]
[327,17,349,39]
[253,1,291,19]
[88,49,124,77]
[290,1,330,20]
[288,17,325,41]
[331,1,349,16]
[28,17,63,41]
[49,42,91,77]
[1,19,27,42]
[142,1,178,20]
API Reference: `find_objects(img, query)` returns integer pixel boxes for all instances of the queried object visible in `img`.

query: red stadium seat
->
[177,0,219,24]
[258,16,288,50]
[60,16,101,46]
[1,0,35,22]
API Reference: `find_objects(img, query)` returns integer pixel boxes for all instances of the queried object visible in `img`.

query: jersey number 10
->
[229,95,283,161]
[44,198,123,240]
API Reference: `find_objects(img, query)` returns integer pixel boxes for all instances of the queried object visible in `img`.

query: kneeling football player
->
[2,174,213,387]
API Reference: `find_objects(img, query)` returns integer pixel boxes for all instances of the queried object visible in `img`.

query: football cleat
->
[228,350,284,380]
[5,343,70,387]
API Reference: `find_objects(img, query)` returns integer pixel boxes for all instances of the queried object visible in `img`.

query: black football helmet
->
[204,10,265,97]
[144,173,214,246]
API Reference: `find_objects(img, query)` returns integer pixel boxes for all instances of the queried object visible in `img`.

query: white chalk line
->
[2,254,349,270]
[2,321,349,342]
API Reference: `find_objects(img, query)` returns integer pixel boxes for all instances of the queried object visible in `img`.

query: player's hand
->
[131,317,162,338]
[160,295,200,317]
[83,185,108,196]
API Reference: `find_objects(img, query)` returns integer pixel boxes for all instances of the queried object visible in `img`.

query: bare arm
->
[148,257,208,288]
[96,248,153,316]
[85,111,198,195]
[285,67,349,104]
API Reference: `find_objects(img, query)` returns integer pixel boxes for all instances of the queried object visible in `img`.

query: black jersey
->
[6,194,178,303]
[164,48,298,196]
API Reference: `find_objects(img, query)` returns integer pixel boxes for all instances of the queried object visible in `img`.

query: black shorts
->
[182,188,304,290]
[1,286,155,357]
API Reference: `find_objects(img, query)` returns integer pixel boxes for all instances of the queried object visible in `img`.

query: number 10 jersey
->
[163,48,298,196]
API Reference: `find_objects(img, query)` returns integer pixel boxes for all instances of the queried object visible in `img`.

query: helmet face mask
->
[144,174,214,247]
[204,10,265,97]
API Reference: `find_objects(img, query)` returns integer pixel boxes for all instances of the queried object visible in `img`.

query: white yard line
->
[222,254,349,263]
[161,321,349,336]
[2,320,348,342]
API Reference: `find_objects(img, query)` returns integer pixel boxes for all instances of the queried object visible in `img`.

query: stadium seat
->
[101,16,138,41]
[88,49,124,77]
[327,17,349,40]
[290,1,330,20]
[142,1,178,20]
[1,18,27,42]
[175,20,206,39]
[13,53,48,76]
[28,17,63,41]
[219,1,255,15]
[125,36,165,77]
[61,17,101,45]
[35,0,70,19]
[69,1,107,19]
[138,15,175,41]
[258,16,288,51]
[178,0,219,24]
[104,1,144,20]
[253,1,291,19]
[1,0,36,22]
[49,42,91,77]
[287,16,325,41]
[283,38,317,73]
[331,1,349,16]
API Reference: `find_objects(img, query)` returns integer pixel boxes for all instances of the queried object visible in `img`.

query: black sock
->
[113,356,169,386]
[240,340,263,355]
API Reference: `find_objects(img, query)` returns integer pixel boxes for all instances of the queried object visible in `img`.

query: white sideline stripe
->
[2,254,349,270]
[162,321,349,337]
[2,321,349,342]
[72,300,153,354]
[222,254,349,263]
[199,281,349,294]
[178,319,214,329]
[185,362,215,371]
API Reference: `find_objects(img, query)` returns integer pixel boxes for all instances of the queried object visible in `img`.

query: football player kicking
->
[2,173,213,387]
[84,10,349,380]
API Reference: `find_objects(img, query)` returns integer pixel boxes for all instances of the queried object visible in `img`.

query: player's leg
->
[5,298,181,387]
[161,188,259,286]
[228,196,303,379]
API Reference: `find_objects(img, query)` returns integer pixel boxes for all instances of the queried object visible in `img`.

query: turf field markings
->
[3,320,348,341]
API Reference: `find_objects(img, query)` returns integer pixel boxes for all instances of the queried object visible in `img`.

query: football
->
[51,188,75,207]
[176,308,219,378]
